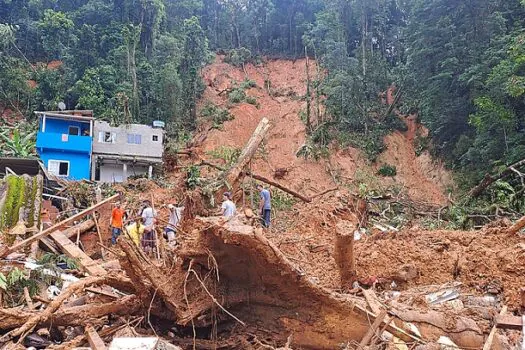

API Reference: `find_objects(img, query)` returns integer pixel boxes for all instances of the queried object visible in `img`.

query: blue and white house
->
[35,111,94,180]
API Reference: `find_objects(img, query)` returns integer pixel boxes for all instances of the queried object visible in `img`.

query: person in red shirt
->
[111,202,126,245]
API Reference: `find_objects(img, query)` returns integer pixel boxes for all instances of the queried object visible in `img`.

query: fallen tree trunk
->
[225,117,270,187]
[63,219,95,239]
[469,158,525,198]
[243,172,312,203]
[0,275,108,343]
[505,214,525,235]
[0,295,139,331]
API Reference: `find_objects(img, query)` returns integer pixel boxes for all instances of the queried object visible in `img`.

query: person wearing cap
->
[111,202,126,245]
[221,192,236,218]
[165,203,184,245]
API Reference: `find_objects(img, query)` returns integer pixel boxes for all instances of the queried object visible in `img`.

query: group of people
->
[221,184,272,227]
[109,184,272,250]
[110,200,185,253]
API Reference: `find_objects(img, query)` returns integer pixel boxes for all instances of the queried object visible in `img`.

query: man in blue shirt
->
[257,184,271,228]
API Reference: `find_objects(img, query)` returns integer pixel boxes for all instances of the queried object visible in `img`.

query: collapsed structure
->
[0,115,524,350]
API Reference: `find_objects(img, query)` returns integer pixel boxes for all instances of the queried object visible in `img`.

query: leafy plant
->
[228,88,246,104]
[271,190,296,211]
[185,165,201,190]
[224,47,254,67]
[207,146,241,166]
[240,79,257,89]
[377,164,397,177]
[0,129,36,158]
[38,253,79,269]
[200,102,234,129]
[0,272,7,291]
[296,142,329,161]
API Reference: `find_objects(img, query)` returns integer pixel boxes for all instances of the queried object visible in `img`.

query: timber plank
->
[50,231,106,276]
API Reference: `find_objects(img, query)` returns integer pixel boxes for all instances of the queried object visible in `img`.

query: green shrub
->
[200,102,234,129]
[207,146,241,166]
[377,164,397,177]
[240,79,257,89]
[245,96,258,105]
[185,165,201,190]
[224,47,253,67]
[228,88,246,104]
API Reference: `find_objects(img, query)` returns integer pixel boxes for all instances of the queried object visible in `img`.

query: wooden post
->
[86,325,107,350]
[151,194,161,260]
[93,213,105,260]
[0,194,119,258]
[334,221,356,289]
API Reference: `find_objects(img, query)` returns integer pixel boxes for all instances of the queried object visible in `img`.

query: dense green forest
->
[1,0,525,191]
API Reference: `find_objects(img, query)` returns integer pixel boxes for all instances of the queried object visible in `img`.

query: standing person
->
[110,202,126,245]
[221,192,236,219]
[257,184,271,228]
[141,200,157,254]
[165,203,184,245]
[126,217,145,247]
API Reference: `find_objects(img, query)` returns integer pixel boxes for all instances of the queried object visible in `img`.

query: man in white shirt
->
[141,200,157,253]
[221,192,236,219]
[165,204,184,245]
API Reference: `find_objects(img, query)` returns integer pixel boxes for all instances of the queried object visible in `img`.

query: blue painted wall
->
[38,150,91,180]
[37,116,93,180]
[42,118,91,135]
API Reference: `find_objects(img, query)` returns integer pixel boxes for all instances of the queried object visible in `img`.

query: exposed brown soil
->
[198,56,452,206]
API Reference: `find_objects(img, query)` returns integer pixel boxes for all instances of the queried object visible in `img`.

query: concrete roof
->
[34,111,95,122]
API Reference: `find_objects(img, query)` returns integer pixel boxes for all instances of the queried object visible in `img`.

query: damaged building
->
[91,121,164,182]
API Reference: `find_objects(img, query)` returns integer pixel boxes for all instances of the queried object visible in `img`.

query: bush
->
[200,102,233,129]
[245,96,258,105]
[224,47,253,67]
[240,78,257,89]
[377,164,397,177]
[207,146,241,166]
[228,88,246,104]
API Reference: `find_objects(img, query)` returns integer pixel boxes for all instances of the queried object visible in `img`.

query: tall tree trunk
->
[305,46,312,134]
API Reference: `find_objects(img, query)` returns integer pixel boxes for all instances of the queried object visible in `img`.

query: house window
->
[127,134,142,144]
[152,135,159,142]
[99,131,116,143]
[68,126,80,136]
[48,160,70,177]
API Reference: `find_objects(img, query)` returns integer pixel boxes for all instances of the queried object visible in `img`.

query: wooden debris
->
[359,309,388,347]
[506,214,525,235]
[86,325,107,350]
[362,288,383,315]
[470,158,525,198]
[225,117,270,187]
[244,172,312,203]
[0,194,119,258]
[23,287,34,310]
[50,230,106,276]
[483,306,507,350]
[496,314,523,330]
[0,276,107,343]
[334,221,356,289]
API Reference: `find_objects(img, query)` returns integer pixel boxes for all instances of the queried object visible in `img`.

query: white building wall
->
[99,164,149,183]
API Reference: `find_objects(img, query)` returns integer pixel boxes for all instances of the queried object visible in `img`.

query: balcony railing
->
[36,132,92,153]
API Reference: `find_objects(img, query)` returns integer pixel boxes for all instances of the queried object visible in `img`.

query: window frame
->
[48,159,70,177]
[127,133,142,144]
[152,135,159,142]
[99,131,116,144]
[68,126,80,136]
